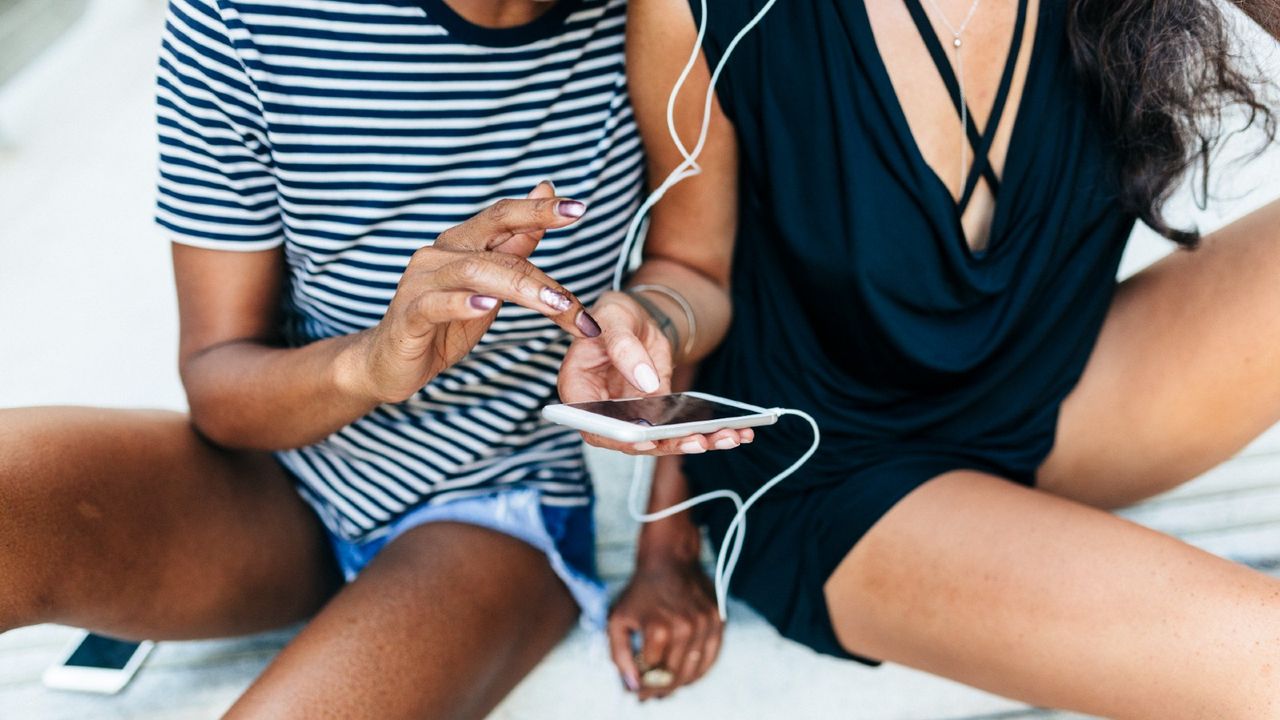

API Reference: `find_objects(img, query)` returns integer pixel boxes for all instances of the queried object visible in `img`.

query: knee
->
[0,583,58,634]
[0,413,72,630]
[0,478,60,631]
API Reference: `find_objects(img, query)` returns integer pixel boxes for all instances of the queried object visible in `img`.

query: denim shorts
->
[323,487,607,629]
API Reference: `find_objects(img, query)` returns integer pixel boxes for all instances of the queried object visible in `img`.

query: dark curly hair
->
[1068,0,1277,246]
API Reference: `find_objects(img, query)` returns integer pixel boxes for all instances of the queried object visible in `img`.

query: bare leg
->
[226,522,578,720]
[823,202,1280,719]
[826,472,1280,720]
[1041,199,1280,507]
[0,407,339,638]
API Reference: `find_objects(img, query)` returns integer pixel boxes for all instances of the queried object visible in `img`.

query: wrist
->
[623,289,680,361]
[635,515,702,570]
[627,283,697,362]
[332,331,382,404]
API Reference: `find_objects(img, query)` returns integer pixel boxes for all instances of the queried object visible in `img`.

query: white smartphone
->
[542,391,779,442]
[42,632,154,695]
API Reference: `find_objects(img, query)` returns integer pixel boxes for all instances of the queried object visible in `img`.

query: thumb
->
[527,180,556,200]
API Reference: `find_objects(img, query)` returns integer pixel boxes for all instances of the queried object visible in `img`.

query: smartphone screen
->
[63,634,142,670]
[565,394,759,427]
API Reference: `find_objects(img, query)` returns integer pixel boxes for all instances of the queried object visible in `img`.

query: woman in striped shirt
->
[0,0,673,716]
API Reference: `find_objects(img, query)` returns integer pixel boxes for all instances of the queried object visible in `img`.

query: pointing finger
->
[435,193,587,252]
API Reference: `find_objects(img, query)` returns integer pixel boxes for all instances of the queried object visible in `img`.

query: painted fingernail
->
[741,434,754,444]
[540,287,573,312]
[469,295,499,310]
[681,441,707,454]
[633,363,660,393]
[624,672,640,692]
[714,438,738,450]
[576,310,602,337]
[556,200,587,218]
[633,441,657,452]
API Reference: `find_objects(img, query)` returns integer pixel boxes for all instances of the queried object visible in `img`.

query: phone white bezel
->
[42,632,155,695]
[542,391,779,442]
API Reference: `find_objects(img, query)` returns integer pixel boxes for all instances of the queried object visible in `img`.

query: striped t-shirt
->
[156,0,642,542]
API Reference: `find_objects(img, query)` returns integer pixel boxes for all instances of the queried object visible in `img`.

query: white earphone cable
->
[611,0,781,292]
[614,0,814,622]
[628,409,820,620]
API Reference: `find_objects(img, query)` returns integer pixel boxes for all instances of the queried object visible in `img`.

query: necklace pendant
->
[953,36,962,48]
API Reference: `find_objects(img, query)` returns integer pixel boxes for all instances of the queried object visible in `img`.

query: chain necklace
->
[920,0,982,192]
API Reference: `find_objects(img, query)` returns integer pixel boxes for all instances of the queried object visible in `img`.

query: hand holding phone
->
[543,392,776,444]
[557,293,759,454]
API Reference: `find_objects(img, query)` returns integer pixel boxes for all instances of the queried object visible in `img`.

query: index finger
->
[434,253,602,339]
[435,195,587,252]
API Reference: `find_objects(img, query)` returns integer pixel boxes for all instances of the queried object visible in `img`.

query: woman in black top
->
[559,0,1280,714]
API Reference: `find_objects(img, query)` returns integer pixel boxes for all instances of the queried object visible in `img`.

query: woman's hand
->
[340,182,602,404]
[558,291,753,454]
[609,547,723,700]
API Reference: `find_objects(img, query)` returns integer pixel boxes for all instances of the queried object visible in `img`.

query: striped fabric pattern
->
[156,0,642,541]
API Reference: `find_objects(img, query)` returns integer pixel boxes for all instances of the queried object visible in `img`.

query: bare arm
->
[604,366,725,700]
[558,0,745,455]
[178,185,600,450]
[563,0,744,700]
[618,0,739,363]
[174,244,374,449]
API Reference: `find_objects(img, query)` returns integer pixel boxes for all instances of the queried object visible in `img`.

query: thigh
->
[825,471,1280,720]
[225,522,578,720]
[1040,199,1280,507]
[0,406,339,638]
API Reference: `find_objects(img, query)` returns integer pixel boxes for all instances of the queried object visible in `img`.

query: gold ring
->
[641,667,675,688]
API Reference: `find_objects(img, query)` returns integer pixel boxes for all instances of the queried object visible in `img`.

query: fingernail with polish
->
[556,200,587,218]
[470,295,499,310]
[540,287,573,312]
[624,672,640,692]
[576,310,602,337]
[714,438,738,450]
[633,441,657,452]
[681,440,707,454]
[633,363,660,393]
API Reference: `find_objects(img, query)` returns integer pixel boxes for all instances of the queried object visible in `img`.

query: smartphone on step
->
[42,631,154,695]
[542,391,778,443]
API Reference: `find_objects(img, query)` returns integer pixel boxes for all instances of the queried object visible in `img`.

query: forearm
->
[625,257,732,365]
[1231,0,1280,40]
[181,332,378,451]
[636,454,704,567]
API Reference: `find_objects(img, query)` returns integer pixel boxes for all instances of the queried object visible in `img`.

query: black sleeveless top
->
[683,0,1136,496]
